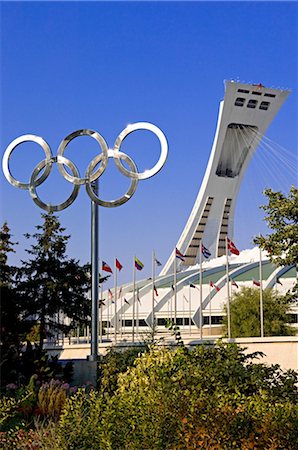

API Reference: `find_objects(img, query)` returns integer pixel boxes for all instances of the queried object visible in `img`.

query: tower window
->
[252,91,262,96]
[235,97,245,107]
[264,93,276,98]
[247,99,258,108]
[238,89,249,93]
[259,101,270,110]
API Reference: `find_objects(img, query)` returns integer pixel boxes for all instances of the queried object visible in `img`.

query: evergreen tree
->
[0,222,24,386]
[17,213,92,352]
[223,286,295,338]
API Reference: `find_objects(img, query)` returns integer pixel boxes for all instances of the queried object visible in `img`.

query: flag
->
[230,278,239,288]
[171,284,174,291]
[155,257,162,266]
[137,289,141,303]
[118,287,122,299]
[190,283,197,289]
[134,257,144,271]
[154,285,158,296]
[175,248,185,261]
[276,278,283,286]
[102,261,113,274]
[253,279,261,287]
[227,238,240,256]
[210,280,220,292]
[201,244,211,258]
[108,288,113,299]
[116,258,123,271]
[124,298,129,305]
[99,299,105,306]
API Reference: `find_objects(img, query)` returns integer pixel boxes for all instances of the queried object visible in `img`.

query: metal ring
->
[2,134,53,190]
[85,149,138,207]
[57,129,109,186]
[113,122,168,180]
[29,156,80,212]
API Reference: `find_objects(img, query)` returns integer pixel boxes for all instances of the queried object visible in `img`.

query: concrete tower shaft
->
[160,81,290,276]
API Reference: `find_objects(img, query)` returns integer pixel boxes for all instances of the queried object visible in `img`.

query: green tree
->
[17,213,91,352]
[0,222,26,387]
[254,186,298,267]
[223,286,295,338]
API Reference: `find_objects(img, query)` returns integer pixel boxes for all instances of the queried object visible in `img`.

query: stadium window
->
[247,99,258,108]
[235,97,245,107]
[259,101,270,110]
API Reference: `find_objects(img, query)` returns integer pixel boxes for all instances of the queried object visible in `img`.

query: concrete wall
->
[46,335,298,373]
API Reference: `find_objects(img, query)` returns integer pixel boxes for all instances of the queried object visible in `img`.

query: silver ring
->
[2,123,168,211]
[86,149,138,207]
[113,122,168,180]
[2,134,52,189]
[57,129,109,186]
[30,156,80,212]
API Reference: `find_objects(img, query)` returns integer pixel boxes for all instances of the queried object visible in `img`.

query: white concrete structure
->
[161,81,290,274]
[100,81,294,335]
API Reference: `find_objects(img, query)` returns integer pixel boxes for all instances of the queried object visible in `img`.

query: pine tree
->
[0,222,24,386]
[17,213,92,352]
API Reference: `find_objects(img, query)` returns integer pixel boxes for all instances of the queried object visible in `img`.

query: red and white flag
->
[102,261,113,273]
[253,279,261,287]
[227,238,240,256]
[108,288,114,299]
[230,279,239,288]
[210,280,220,292]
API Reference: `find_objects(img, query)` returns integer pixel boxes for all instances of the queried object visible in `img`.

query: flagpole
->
[199,241,203,340]
[152,250,155,330]
[209,283,212,336]
[189,284,191,335]
[259,244,264,338]
[225,236,231,340]
[119,289,122,339]
[114,258,117,343]
[100,283,103,344]
[132,257,136,343]
[183,294,185,330]
[136,288,139,339]
[174,248,177,323]
[107,292,110,340]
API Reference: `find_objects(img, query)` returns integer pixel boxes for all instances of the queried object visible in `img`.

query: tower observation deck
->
[160,81,290,275]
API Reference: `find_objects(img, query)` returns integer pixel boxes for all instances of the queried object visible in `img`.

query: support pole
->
[259,246,264,338]
[199,241,203,340]
[225,237,231,340]
[90,180,99,360]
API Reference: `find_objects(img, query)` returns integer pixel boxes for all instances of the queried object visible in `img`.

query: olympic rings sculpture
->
[2,122,168,212]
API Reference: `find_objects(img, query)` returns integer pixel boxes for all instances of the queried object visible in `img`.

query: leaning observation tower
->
[160,80,290,275]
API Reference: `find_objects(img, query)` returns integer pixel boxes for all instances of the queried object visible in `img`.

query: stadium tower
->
[160,81,290,276]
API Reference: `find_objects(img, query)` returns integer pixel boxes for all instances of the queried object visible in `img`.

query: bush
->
[2,343,298,449]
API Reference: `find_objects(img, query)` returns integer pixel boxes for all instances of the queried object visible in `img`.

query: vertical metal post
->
[90,180,99,360]
[259,246,264,338]
[199,241,203,340]
[226,237,231,339]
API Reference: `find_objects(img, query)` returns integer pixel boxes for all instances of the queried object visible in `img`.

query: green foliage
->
[223,286,295,338]
[17,213,92,352]
[98,346,146,393]
[254,186,298,267]
[165,319,184,346]
[1,344,298,449]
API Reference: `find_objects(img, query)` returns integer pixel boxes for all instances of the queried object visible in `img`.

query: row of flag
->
[102,255,156,273]
[102,237,240,276]
[175,237,240,262]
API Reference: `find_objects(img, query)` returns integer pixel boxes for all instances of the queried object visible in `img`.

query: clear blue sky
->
[1,1,297,286]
